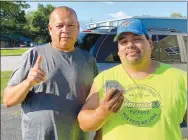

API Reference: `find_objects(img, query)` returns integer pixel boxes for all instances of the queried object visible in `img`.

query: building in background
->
[0,35,33,48]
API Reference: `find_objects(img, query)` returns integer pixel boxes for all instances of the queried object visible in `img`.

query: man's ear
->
[117,45,120,56]
[148,38,153,49]
[77,22,80,30]
[48,24,52,35]
[118,51,120,57]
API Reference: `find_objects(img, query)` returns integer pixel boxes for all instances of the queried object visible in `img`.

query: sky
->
[26,2,187,29]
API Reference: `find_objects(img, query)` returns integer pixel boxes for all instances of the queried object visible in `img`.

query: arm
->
[3,80,32,108]
[3,56,46,108]
[78,83,105,131]
[78,83,124,132]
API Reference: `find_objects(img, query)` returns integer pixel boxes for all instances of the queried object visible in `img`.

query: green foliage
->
[0,1,30,35]
[170,12,183,17]
[0,1,30,47]
[1,71,12,100]
[24,4,55,43]
[1,2,55,46]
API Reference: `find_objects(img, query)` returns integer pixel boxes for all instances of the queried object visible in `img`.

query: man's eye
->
[56,25,63,28]
[121,40,128,44]
[68,24,75,27]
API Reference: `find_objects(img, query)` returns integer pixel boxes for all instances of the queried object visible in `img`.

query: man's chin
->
[127,58,141,64]
[59,42,69,47]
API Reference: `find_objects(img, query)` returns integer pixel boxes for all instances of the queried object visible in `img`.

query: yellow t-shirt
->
[94,63,187,140]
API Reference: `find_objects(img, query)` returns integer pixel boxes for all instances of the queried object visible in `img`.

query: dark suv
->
[76,26,187,72]
[76,26,187,128]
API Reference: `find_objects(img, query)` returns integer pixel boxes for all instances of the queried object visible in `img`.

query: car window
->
[151,35,160,61]
[96,34,120,63]
[157,35,181,62]
[76,33,102,52]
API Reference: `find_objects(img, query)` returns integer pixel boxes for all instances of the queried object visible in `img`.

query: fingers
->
[32,56,46,76]
[30,66,46,77]
[112,95,124,113]
[101,88,124,113]
[33,56,43,69]
[26,56,46,87]
[108,89,123,105]
[104,88,117,101]
[29,69,46,80]
[28,75,44,83]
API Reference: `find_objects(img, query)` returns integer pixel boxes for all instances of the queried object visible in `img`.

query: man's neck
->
[122,60,158,79]
[50,42,75,52]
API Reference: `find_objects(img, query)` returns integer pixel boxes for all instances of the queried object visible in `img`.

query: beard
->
[127,58,142,64]
[126,53,143,64]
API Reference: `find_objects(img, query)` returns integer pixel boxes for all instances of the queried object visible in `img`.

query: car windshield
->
[76,32,102,52]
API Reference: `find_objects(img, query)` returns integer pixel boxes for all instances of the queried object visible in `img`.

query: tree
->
[0,1,30,34]
[0,1,30,47]
[170,12,183,17]
[24,4,55,43]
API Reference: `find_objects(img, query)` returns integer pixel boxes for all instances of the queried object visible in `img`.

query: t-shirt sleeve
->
[93,72,104,100]
[87,54,99,78]
[7,49,34,86]
[178,71,187,123]
[91,57,99,77]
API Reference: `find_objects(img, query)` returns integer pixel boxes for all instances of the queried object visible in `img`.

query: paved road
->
[1,56,188,139]
[1,105,96,140]
[1,56,21,71]
[1,105,22,140]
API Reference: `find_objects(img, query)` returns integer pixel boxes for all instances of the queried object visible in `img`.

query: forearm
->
[3,80,32,108]
[78,107,111,132]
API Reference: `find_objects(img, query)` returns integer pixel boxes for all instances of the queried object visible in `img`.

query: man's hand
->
[78,86,124,131]
[26,56,46,87]
[98,88,124,116]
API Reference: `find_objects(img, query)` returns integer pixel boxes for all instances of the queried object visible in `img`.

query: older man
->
[78,18,187,140]
[3,6,98,140]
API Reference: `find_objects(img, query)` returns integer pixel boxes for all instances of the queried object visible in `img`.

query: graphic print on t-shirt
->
[120,84,161,127]
[103,81,162,127]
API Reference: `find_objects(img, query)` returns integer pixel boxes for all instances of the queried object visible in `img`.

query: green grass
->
[1,71,12,103]
[1,48,29,56]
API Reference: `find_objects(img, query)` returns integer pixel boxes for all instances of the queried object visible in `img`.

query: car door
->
[95,34,120,72]
[156,33,187,71]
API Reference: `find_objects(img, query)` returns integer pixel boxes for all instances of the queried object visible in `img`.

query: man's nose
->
[61,25,70,33]
[126,40,136,49]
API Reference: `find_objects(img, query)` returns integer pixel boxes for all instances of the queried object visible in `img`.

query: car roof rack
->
[108,27,181,33]
[82,26,181,34]
[147,28,179,32]
[109,27,117,32]
[82,26,116,33]
[88,26,115,30]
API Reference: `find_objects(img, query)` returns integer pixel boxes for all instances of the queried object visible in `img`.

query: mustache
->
[61,35,71,38]
[126,48,141,53]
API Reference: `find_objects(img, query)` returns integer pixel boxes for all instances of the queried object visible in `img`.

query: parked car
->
[76,26,187,128]
[76,26,187,72]
[20,44,26,48]
[29,42,38,47]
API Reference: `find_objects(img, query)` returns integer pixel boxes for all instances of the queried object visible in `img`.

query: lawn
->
[1,71,12,103]
[1,48,29,56]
